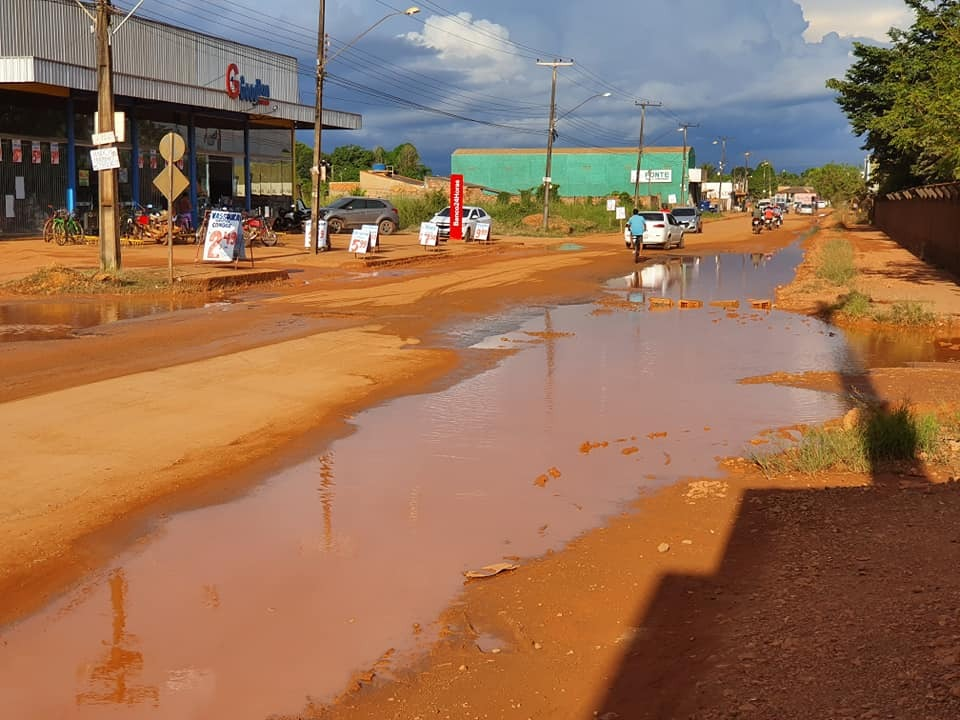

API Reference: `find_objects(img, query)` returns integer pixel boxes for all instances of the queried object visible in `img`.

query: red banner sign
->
[450,174,464,241]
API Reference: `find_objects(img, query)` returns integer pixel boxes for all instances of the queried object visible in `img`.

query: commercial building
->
[450,146,698,206]
[0,0,360,234]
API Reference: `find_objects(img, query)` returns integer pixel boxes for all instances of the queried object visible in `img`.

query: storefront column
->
[187,116,198,227]
[243,123,251,211]
[66,96,76,212]
[130,111,140,208]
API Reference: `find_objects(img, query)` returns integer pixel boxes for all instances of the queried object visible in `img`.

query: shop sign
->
[225,63,271,106]
[630,169,672,184]
[449,174,464,240]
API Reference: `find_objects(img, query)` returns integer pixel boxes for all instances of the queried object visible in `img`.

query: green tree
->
[294,141,313,199]
[827,1,960,191]
[329,144,374,182]
[390,142,429,179]
[802,163,866,204]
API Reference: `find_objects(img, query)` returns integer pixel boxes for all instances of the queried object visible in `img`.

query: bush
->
[836,290,873,318]
[816,238,857,285]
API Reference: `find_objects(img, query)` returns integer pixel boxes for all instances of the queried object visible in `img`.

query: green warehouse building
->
[450,146,698,205]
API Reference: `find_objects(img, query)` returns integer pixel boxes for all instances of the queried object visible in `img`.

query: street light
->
[712,136,732,211]
[309,5,420,253]
[743,151,752,197]
[557,92,611,121]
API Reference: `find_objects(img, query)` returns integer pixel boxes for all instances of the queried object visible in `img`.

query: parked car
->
[318,196,400,235]
[635,211,684,249]
[429,205,494,241]
[670,206,702,233]
[797,203,814,215]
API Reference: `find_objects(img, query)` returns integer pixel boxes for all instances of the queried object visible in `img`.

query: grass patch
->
[816,238,857,285]
[754,402,943,475]
[5,265,186,295]
[834,290,873,319]
[875,300,937,326]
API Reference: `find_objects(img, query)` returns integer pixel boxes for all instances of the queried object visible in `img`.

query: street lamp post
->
[712,136,732,211]
[309,5,420,253]
[743,151,752,197]
[676,123,698,206]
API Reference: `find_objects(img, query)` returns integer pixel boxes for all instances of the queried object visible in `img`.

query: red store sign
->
[449,174,464,241]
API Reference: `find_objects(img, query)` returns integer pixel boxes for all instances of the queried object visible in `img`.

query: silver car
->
[318,196,400,235]
[670,206,702,233]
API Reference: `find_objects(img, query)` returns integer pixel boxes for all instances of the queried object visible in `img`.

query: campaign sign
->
[303,219,329,250]
[362,223,379,249]
[203,211,244,262]
[606,198,617,212]
[419,221,439,246]
[474,222,490,242]
[349,228,371,254]
[615,206,626,220]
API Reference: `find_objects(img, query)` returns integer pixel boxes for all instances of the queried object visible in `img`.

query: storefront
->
[0,0,360,234]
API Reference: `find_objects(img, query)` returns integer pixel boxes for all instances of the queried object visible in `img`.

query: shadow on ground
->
[593,344,960,719]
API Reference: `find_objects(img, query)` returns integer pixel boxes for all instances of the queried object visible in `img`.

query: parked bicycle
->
[42,206,85,245]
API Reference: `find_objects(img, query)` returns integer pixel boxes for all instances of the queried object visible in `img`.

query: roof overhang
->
[0,56,359,131]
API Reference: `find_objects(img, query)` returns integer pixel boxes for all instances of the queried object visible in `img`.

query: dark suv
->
[318,196,400,235]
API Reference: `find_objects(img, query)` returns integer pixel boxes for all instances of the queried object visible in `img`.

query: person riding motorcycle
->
[751,205,764,234]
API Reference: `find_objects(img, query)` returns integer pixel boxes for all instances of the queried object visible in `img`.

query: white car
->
[797,203,814,215]
[633,211,685,249]
[429,205,493,241]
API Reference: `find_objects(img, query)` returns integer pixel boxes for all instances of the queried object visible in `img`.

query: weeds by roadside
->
[5,265,194,295]
[876,300,937,326]
[753,402,952,475]
[816,238,857,285]
[831,291,939,326]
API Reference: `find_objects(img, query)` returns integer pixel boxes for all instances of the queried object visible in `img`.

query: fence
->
[874,182,960,278]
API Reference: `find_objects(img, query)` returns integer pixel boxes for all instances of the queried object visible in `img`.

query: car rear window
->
[672,209,695,217]
[640,213,663,221]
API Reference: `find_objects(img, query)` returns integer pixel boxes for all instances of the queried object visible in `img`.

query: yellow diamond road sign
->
[153,163,189,201]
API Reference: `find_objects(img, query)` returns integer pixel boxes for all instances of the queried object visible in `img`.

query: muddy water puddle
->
[0,297,212,342]
[0,244,914,719]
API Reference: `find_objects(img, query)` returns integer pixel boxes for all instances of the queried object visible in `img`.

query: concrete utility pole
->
[309,0,326,254]
[537,59,573,231]
[632,99,662,210]
[677,122,699,206]
[95,0,121,272]
[744,151,752,196]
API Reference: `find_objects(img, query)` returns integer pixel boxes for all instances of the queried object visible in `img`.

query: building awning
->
[0,56,360,131]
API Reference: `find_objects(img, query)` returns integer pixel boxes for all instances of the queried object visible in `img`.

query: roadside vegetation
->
[754,402,957,475]
[6,265,203,295]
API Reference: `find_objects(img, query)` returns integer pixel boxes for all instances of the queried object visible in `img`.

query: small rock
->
[657,543,670,553]
[458,664,467,672]
[681,539,693,545]
[533,642,543,650]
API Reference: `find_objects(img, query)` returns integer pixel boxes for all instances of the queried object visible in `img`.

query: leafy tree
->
[328,144,375,182]
[827,1,960,191]
[294,141,313,199]
[801,164,866,204]
[777,169,802,186]
[389,143,429,179]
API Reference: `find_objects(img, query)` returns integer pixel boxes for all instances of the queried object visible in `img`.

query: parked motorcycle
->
[242,213,278,246]
[273,198,309,233]
[751,217,763,235]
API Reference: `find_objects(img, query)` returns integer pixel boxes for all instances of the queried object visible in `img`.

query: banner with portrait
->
[202,211,245,263]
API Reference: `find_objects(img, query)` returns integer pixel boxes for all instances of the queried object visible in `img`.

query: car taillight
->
[652,223,665,228]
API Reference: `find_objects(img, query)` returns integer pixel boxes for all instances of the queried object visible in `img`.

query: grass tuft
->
[753,402,942,475]
[816,238,857,285]
[875,300,937,326]
[835,290,873,319]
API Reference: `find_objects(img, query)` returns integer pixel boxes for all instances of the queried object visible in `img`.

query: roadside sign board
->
[606,198,616,212]
[349,228,371,253]
[362,223,379,249]
[474,222,490,242]
[615,206,626,220]
[152,164,189,201]
[419,222,439,246]
[202,210,245,263]
[90,147,120,171]
[92,131,116,146]
[303,219,329,250]
[450,174,464,240]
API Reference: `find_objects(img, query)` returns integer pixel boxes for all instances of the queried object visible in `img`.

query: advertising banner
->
[51,142,60,165]
[303,219,329,250]
[31,143,41,164]
[474,223,490,242]
[606,198,616,211]
[202,210,245,262]
[419,221,439,246]
[12,139,22,163]
[361,223,379,250]
[449,174,464,241]
[349,228,371,254]
[615,206,626,220]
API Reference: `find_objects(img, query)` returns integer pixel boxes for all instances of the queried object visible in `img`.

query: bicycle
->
[44,208,85,245]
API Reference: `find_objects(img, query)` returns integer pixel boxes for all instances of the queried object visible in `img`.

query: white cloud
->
[797,0,913,41]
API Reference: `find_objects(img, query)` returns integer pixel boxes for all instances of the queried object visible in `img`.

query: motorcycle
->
[751,217,763,235]
[242,213,279,246]
[273,198,309,233]
[764,216,775,231]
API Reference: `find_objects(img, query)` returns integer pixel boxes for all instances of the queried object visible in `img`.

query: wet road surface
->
[0,243,947,718]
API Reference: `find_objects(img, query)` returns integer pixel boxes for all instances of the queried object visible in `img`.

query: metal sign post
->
[152,133,189,283]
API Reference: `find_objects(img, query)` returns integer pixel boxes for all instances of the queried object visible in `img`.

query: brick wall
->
[874,184,960,277]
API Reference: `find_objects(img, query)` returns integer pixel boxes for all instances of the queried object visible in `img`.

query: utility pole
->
[309,0,326,253]
[95,0,121,272]
[632,99,661,210]
[744,151,752,197]
[537,59,573,231]
[677,122,699,206]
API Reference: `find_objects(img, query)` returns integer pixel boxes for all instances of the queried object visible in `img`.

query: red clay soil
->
[4,214,960,720]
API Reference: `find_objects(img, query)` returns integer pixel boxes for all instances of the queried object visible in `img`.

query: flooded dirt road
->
[0,238,872,719]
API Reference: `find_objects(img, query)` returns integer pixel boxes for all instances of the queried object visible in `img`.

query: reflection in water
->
[76,570,159,708]
[544,308,556,425]
[317,452,336,552]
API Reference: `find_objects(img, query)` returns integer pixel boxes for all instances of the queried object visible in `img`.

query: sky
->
[131,0,915,176]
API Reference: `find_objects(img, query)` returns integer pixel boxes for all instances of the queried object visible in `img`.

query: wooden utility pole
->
[308,0,326,254]
[96,0,121,272]
[537,59,573,231]
[632,99,662,209]
[677,122,699,206]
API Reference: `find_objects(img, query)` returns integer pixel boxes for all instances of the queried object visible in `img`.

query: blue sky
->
[131,0,913,175]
